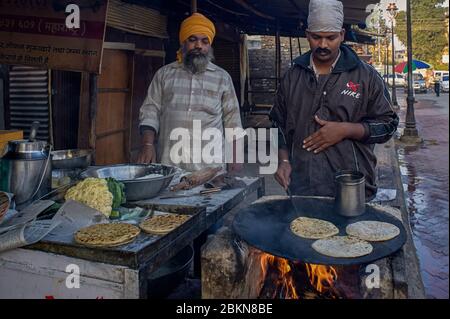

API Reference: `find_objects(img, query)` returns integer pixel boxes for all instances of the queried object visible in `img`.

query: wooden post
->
[47,69,54,147]
[89,73,98,164]
[275,27,281,89]
[289,37,293,65]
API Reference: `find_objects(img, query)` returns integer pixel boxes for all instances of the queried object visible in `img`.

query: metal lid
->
[7,139,49,154]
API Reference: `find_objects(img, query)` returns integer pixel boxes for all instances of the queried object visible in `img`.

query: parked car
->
[404,73,427,93]
[433,70,449,82]
[383,73,406,87]
[413,73,427,93]
[440,75,449,93]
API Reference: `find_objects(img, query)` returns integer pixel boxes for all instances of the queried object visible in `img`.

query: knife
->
[286,186,300,215]
[159,187,222,199]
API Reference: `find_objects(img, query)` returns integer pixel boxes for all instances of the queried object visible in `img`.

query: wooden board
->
[93,48,133,165]
[0,248,139,299]
[0,130,23,153]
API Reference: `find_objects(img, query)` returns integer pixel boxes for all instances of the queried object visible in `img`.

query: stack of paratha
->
[139,213,191,235]
[74,223,140,248]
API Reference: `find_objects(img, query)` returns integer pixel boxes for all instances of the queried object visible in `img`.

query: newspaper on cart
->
[0,199,108,253]
[0,200,58,253]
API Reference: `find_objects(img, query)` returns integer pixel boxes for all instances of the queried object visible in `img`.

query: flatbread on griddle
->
[312,235,373,258]
[74,223,140,248]
[290,217,339,239]
[346,221,400,242]
[139,213,191,235]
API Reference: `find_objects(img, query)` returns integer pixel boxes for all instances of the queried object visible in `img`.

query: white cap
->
[307,0,344,33]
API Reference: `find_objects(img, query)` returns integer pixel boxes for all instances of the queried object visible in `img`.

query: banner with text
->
[0,0,108,73]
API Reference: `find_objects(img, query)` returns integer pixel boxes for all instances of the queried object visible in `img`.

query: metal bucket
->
[0,140,51,206]
[334,170,365,217]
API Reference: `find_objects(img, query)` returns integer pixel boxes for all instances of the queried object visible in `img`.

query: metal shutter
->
[107,0,168,38]
[8,66,50,141]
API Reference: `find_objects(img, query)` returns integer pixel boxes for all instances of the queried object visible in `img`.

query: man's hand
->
[303,116,365,154]
[137,144,156,164]
[274,161,292,190]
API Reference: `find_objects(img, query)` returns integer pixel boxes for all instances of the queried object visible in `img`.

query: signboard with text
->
[0,0,108,73]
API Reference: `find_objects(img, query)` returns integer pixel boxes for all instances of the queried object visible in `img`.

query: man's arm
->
[360,71,399,144]
[137,69,164,163]
[137,128,156,164]
[270,72,293,190]
[302,116,366,153]
[303,71,399,153]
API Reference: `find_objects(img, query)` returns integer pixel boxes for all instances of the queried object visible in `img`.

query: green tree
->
[395,0,449,70]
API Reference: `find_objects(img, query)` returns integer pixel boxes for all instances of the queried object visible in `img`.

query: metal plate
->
[232,197,407,265]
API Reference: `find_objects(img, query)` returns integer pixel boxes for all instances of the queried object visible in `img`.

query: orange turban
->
[177,13,216,62]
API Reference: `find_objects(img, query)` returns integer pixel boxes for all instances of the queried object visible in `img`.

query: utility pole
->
[378,7,382,64]
[401,0,421,143]
[387,2,399,108]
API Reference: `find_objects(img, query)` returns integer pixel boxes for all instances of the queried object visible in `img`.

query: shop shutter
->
[107,0,168,38]
[8,65,50,141]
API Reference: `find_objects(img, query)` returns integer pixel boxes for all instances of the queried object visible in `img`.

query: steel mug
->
[334,170,366,217]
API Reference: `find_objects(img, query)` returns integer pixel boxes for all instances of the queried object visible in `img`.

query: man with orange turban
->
[138,13,244,174]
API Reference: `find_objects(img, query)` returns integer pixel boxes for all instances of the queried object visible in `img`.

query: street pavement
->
[395,90,449,299]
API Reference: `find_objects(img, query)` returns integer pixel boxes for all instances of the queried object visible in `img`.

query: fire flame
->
[260,253,338,299]
[260,253,298,299]
[305,263,338,294]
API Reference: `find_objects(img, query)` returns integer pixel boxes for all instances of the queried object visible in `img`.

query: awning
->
[124,0,380,43]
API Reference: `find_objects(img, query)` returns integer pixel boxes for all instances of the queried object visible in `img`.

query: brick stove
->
[201,197,410,299]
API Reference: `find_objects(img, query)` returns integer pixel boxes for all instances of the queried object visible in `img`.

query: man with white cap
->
[271,0,399,200]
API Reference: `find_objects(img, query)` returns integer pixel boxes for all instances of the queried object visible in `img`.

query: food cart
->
[0,162,264,299]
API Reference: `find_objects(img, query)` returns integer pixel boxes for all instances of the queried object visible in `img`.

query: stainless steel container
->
[334,170,366,217]
[51,149,92,169]
[80,164,177,201]
[0,139,52,206]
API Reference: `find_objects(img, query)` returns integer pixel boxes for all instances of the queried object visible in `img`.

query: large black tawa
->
[232,197,407,265]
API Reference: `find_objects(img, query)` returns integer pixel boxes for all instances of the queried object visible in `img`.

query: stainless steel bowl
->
[80,164,177,201]
[51,149,92,169]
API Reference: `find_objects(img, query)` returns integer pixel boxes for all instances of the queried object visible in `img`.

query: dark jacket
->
[270,44,399,200]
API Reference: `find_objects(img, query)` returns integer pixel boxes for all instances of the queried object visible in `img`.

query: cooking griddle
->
[232,197,407,265]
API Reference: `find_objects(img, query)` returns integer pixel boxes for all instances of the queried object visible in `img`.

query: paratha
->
[312,235,373,258]
[346,221,400,242]
[74,223,140,248]
[139,213,191,235]
[290,217,339,239]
